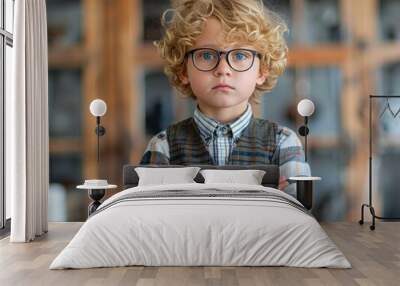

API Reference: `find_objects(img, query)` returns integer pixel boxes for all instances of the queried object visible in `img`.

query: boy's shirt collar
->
[193,104,253,144]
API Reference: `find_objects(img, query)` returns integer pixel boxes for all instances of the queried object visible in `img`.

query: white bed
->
[50,183,351,269]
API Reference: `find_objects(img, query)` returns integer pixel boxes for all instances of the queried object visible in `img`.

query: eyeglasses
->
[186,48,260,72]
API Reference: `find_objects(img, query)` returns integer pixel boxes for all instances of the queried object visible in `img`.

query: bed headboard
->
[122,164,280,189]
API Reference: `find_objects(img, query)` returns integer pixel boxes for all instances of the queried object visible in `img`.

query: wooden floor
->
[0,222,399,286]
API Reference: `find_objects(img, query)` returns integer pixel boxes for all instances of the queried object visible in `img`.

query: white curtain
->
[8,0,49,242]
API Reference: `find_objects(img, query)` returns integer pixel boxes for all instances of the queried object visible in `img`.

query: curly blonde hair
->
[155,0,288,103]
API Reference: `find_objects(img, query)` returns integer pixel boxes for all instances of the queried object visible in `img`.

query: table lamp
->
[289,98,320,210]
[79,99,112,216]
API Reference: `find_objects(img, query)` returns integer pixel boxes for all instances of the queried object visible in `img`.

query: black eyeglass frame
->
[186,48,261,72]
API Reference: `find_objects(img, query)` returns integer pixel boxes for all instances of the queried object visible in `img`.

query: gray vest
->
[166,117,278,165]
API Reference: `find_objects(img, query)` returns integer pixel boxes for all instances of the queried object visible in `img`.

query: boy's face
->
[180,17,267,114]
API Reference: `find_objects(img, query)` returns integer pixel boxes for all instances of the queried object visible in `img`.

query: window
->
[1,0,14,231]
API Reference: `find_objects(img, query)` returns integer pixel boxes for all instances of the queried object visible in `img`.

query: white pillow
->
[135,167,201,186]
[200,169,266,185]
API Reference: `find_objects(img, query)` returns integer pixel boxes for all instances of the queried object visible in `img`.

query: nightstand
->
[77,180,117,216]
[289,176,321,210]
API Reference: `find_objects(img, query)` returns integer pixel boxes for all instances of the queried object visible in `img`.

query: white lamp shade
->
[89,99,107,117]
[297,99,315,117]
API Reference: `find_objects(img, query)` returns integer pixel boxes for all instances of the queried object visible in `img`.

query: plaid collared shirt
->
[140,106,311,197]
[193,105,253,165]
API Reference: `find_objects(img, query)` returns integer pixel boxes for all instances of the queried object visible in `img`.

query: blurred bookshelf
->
[47,0,400,221]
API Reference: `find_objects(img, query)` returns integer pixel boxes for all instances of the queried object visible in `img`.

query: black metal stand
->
[298,116,309,162]
[95,116,106,164]
[88,189,105,216]
[290,177,321,210]
[359,95,400,230]
[295,115,318,210]
[296,180,314,210]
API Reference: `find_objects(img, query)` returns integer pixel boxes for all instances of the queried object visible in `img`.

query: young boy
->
[140,0,310,197]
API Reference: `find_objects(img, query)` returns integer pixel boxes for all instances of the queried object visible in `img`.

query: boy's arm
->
[275,126,311,197]
[139,131,170,165]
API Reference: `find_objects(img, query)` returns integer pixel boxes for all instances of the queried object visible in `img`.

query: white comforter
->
[50,183,351,269]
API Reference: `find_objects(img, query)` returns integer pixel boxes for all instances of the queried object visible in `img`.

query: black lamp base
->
[88,189,105,216]
[296,181,313,210]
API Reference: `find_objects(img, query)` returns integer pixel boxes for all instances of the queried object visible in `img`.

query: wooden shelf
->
[49,42,399,71]
[48,44,85,69]
[50,138,82,154]
[308,137,343,149]
[135,43,163,68]
[288,45,352,67]
[365,42,400,68]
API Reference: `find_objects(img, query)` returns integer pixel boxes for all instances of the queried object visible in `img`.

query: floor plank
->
[0,222,399,286]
